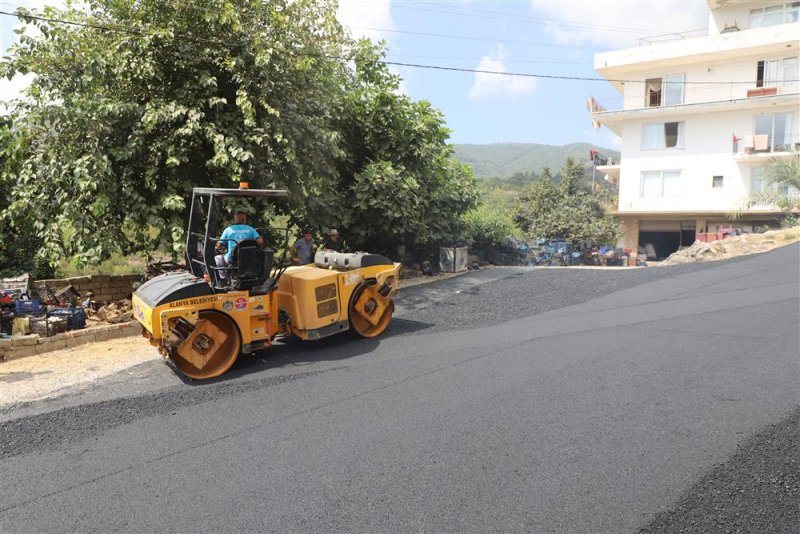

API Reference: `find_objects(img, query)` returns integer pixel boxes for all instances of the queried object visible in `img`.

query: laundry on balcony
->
[753,134,770,152]
[586,96,606,129]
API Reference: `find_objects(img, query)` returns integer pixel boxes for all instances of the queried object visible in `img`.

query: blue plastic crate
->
[47,307,86,330]
[15,299,41,315]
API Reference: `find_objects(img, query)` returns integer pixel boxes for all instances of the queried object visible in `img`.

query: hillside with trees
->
[453,142,620,179]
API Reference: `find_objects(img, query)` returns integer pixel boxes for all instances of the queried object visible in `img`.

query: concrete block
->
[122,322,141,335]
[66,329,87,339]
[13,335,39,347]
[37,339,67,353]
[4,346,35,361]
[68,276,91,285]
[64,335,86,348]
[91,275,111,282]
[0,338,12,350]
[94,329,115,342]
[39,332,66,344]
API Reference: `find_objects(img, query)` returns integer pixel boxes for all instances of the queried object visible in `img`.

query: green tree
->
[0,0,476,267]
[461,205,519,251]
[513,159,620,243]
[731,155,800,226]
[323,47,478,253]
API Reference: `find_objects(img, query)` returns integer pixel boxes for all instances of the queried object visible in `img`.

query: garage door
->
[639,220,682,232]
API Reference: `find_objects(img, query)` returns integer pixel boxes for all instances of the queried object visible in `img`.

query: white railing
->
[733,133,800,155]
[637,29,708,47]
[593,83,799,113]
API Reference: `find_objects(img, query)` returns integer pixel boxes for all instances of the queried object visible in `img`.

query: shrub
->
[462,205,519,250]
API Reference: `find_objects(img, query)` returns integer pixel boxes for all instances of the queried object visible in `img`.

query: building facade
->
[591,0,799,259]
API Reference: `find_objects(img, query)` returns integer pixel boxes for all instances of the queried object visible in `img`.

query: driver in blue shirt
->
[214,210,263,278]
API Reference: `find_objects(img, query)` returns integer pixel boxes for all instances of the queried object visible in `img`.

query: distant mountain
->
[452,142,619,179]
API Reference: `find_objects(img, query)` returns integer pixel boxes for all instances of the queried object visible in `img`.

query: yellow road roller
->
[132,187,400,379]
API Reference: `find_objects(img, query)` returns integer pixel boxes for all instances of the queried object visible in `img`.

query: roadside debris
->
[660,226,800,266]
[88,300,133,326]
[0,274,139,339]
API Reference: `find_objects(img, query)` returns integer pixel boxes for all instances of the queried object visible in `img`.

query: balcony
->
[595,83,798,113]
[591,88,799,135]
[594,23,799,82]
[596,162,620,186]
[732,133,800,160]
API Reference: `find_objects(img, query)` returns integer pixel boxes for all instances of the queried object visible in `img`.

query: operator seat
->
[232,239,274,292]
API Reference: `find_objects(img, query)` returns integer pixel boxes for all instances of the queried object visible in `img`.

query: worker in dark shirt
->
[323,228,344,252]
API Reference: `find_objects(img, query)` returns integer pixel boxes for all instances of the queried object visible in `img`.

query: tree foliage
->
[0,0,476,267]
[461,205,518,250]
[731,154,800,226]
[513,158,620,244]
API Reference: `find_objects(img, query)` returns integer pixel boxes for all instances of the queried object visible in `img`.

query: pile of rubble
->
[86,299,133,326]
[660,227,799,266]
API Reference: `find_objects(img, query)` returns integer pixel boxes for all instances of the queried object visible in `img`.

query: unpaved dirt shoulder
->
[0,336,159,409]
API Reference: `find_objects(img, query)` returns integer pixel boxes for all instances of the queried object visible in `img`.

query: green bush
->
[462,206,519,250]
[513,159,620,244]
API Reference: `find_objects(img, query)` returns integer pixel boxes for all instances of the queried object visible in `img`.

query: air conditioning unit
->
[440,247,468,273]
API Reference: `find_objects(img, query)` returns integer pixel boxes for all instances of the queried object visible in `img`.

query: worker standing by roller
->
[291,228,316,265]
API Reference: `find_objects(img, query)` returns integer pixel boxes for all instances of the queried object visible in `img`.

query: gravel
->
[0,367,336,460]
[640,408,800,534]
[390,255,759,336]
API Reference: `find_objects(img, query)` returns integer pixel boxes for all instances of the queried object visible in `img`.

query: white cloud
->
[532,0,709,49]
[0,73,34,114]
[337,0,395,41]
[469,44,537,101]
[0,1,79,114]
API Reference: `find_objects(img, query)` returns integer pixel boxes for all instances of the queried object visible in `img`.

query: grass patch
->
[56,252,164,277]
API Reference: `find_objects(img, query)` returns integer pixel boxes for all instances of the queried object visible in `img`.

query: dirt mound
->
[659,226,800,266]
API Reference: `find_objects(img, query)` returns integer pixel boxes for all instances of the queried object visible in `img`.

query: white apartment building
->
[591,0,799,259]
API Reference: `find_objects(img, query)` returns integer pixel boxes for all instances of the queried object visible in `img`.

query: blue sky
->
[338,0,709,149]
[2,0,711,149]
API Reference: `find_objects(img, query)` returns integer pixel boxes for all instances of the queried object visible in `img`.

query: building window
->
[751,166,792,195]
[712,175,724,189]
[751,167,765,193]
[756,57,798,91]
[644,74,684,107]
[642,122,684,149]
[750,2,799,28]
[754,111,796,151]
[641,170,681,198]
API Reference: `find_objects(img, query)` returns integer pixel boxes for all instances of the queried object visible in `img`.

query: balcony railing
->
[637,28,708,47]
[592,83,799,113]
[733,133,800,155]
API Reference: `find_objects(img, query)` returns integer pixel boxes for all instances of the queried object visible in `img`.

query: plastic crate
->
[15,299,42,315]
[29,316,67,337]
[47,307,87,330]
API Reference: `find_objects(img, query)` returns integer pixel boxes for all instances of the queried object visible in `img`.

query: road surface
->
[1,244,798,532]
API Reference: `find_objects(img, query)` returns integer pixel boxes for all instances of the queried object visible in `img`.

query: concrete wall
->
[0,321,142,362]
[34,274,143,302]
[615,102,797,214]
[710,2,791,34]
[620,49,799,108]
[617,218,641,253]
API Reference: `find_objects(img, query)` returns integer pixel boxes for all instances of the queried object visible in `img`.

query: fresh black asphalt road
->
[1,244,798,532]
